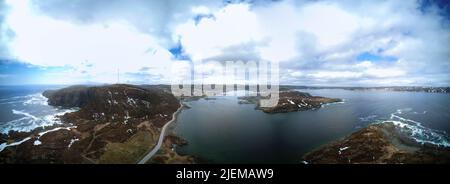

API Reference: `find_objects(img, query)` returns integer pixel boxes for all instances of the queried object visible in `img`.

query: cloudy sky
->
[0,0,449,86]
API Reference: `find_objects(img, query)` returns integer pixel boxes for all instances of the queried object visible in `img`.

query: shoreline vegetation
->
[1,84,449,164]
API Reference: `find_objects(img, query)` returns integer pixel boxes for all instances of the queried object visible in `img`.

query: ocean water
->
[174,89,450,163]
[0,85,76,135]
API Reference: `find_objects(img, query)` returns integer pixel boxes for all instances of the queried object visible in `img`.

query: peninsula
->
[303,122,450,164]
[239,90,342,113]
[0,84,193,164]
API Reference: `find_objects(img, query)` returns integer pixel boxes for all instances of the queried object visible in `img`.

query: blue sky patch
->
[356,52,398,62]
[0,60,72,85]
[169,41,191,61]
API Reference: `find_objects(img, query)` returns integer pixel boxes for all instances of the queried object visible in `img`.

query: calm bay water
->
[174,89,450,163]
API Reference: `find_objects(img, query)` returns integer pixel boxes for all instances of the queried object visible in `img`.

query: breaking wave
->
[23,94,48,105]
[380,108,450,147]
[321,99,345,108]
[359,115,378,122]
[0,93,78,134]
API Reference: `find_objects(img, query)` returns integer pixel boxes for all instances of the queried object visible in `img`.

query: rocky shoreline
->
[149,134,195,164]
[0,84,192,164]
[302,122,450,164]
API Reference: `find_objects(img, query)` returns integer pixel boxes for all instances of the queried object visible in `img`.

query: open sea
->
[0,85,76,135]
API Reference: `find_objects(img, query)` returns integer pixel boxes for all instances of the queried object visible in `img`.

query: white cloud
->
[176,3,264,61]
[0,0,449,86]
[365,68,406,78]
[4,0,176,83]
[309,71,362,79]
[191,6,211,15]
[298,3,361,48]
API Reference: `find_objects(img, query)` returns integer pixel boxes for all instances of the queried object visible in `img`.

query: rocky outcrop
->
[150,135,195,164]
[303,122,450,164]
[239,91,341,113]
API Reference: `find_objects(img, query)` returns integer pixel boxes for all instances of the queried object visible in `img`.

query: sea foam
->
[0,93,78,134]
[381,108,450,147]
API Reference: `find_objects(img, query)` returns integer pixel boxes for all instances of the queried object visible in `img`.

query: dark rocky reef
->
[239,91,341,113]
[303,122,450,164]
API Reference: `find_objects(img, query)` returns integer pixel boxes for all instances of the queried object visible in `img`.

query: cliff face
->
[43,85,90,108]
[43,84,180,124]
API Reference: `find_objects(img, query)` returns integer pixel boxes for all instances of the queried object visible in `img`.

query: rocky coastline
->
[0,84,193,164]
[302,122,450,164]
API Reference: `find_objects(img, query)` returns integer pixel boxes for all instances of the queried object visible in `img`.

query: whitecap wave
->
[413,111,427,115]
[0,95,29,102]
[0,93,48,105]
[0,94,32,105]
[1,92,80,134]
[0,108,78,134]
[381,109,450,147]
[12,109,39,121]
[23,94,48,106]
[321,99,345,108]
[359,115,378,122]
[0,101,22,105]
[0,126,77,152]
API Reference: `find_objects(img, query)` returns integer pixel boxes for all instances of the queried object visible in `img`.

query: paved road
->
[138,103,183,164]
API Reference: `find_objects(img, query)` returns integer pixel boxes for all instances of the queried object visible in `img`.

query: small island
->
[239,91,342,113]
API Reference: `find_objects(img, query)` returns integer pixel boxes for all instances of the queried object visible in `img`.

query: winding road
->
[137,103,183,164]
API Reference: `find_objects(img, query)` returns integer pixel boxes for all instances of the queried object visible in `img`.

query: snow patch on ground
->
[287,99,295,105]
[33,140,42,146]
[338,146,350,155]
[68,138,79,148]
[0,137,32,152]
